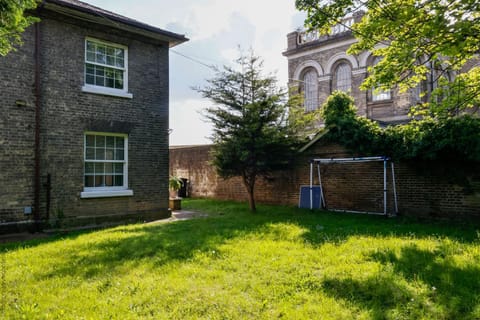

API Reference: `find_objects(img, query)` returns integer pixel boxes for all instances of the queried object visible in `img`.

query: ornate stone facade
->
[283,15,418,125]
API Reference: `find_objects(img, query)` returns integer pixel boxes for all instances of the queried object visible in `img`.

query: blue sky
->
[85,0,306,145]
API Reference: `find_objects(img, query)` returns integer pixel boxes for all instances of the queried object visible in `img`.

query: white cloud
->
[169,98,213,145]
[84,0,306,145]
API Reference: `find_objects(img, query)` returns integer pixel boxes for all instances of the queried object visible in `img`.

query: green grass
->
[1,199,480,319]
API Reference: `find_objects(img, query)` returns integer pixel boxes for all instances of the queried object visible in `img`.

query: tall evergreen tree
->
[196,51,318,212]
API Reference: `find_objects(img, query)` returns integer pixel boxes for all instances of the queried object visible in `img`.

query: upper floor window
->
[303,70,318,112]
[82,38,132,98]
[335,63,351,92]
[371,57,391,102]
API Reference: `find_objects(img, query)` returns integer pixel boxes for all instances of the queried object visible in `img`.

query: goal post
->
[305,156,398,216]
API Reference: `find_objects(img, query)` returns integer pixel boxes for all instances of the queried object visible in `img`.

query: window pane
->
[97,45,106,54]
[96,136,105,148]
[115,149,124,160]
[116,137,124,148]
[86,51,95,62]
[105,149,114,160]
[95,66,105,76]
[86,135,95,147]
[106,47,115,56]
[115,48,124,59]
[114,175,123,186]
[336,63,351,92]
[86,147,95,160]
[106,136,115,148]
[85,175,94,187]
[114,163,124,174]
[115,58,124,68]
[96,53,106,64]
[96,148,105,160]
[85,162,94,174]
[86,74,95,85]
[86,64,95,75]
[95,76,105,86]
[86,40,95,52]
[95,163,104,174]
[303,70,318,112]
[114,70,124,89]
[106,55,115,66]
[95,175,104,187]
[105,162,113,174]
[105,175,114,186]
[106,78,114,88]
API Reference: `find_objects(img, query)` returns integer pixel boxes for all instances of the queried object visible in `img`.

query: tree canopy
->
[295,0,480,117]
[196,51,319,211]
[0,0,38,56]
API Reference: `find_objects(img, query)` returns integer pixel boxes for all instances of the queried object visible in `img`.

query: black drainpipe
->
[33,1,45,231]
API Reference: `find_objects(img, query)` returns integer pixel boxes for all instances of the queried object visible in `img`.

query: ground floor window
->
[81,132,133,198]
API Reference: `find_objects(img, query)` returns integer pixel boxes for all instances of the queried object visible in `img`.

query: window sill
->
[80,189,134,199]
[82,85,133,99]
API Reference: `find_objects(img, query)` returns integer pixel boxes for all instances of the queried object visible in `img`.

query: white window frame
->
[82,37,133,99]
[80,132,133,199]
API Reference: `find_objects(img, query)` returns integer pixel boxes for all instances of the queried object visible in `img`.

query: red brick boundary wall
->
[170,144,480,220]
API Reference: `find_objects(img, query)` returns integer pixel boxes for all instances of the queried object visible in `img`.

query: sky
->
[84,0,307,145]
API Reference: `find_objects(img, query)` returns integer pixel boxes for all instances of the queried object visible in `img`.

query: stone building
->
[0,0,187,232]
[283,13,419,125]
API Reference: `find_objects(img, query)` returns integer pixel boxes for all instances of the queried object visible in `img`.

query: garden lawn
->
[1,199,480,319]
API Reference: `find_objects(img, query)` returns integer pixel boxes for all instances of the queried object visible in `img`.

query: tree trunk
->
[242,174,256,212]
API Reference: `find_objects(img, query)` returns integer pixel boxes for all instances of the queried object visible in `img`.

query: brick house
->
[0,0,188,232]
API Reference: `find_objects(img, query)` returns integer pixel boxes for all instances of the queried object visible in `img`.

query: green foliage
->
[321,90,356,126]
[196,51,319,211]
[169,175,183,191]
[320,92,480,189]
[0,0,38,56]
[321,92,384,155]
[321,92,480,166]
[1,199,480,319]
[295,0,480,117]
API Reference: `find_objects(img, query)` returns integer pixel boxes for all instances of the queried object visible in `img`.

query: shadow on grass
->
[322,274,415,320]
[3,199,479,317]
[321,244,480,319]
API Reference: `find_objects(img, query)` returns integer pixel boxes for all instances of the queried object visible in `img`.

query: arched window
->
[303,70,318,112]
[335,63,351,92]
[371,57,391,101]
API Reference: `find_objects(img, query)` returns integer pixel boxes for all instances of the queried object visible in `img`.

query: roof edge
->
[45,0,188,47]
[299,129,330,153]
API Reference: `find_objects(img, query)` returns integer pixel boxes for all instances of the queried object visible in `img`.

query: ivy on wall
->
[320,91,480,186]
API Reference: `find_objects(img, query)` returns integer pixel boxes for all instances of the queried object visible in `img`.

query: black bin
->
[178,178,188,198]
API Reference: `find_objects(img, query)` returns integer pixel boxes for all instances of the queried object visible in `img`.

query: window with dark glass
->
[85,39,126,90]
[335,63,351,92]
[303,70,318,111]
[84,133,127,189]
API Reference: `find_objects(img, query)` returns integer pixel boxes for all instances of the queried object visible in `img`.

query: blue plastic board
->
[299,185,322,209]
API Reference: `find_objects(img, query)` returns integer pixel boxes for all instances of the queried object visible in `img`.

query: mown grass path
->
[1,199,479,319]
